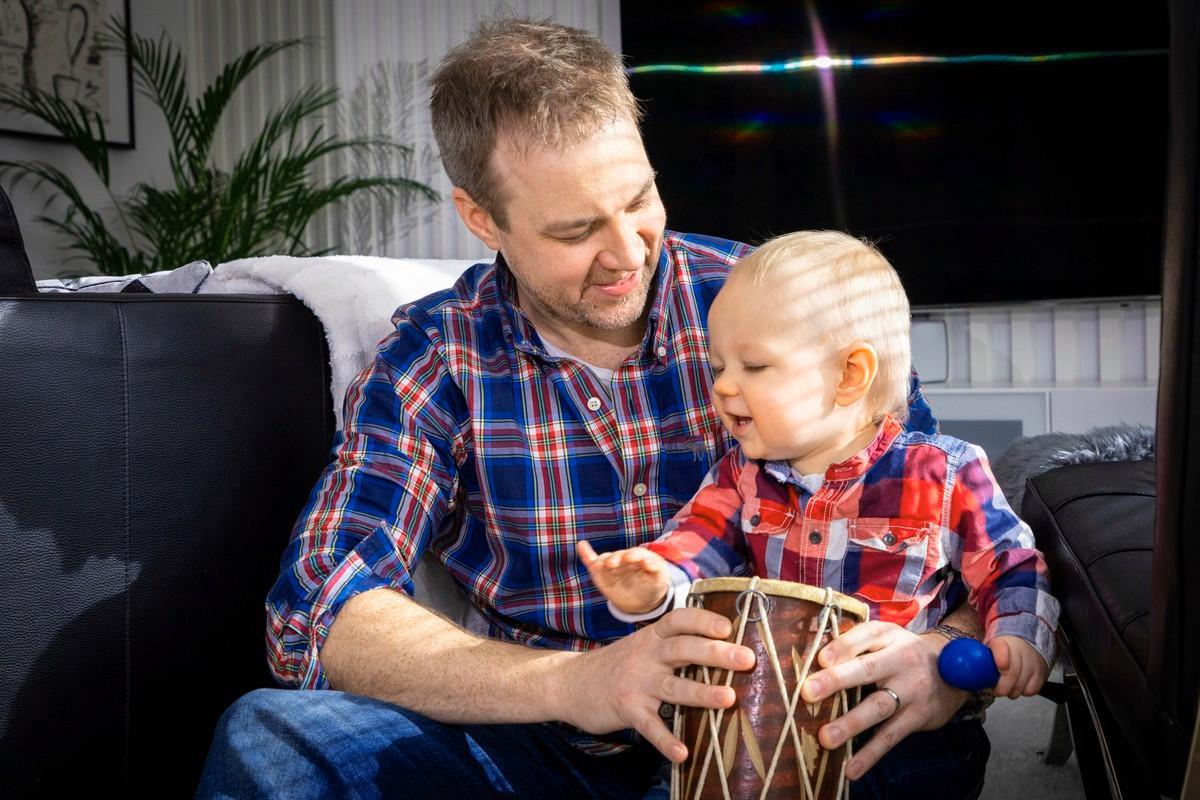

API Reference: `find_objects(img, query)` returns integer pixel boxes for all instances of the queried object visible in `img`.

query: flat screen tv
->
[621,1,1168,306]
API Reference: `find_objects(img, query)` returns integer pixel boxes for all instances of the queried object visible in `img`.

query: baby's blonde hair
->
[732,230,912,421]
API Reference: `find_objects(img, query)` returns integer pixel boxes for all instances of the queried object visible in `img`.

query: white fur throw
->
[994,424,1156,513]
[200,253,491,629]
[200,255,483,429]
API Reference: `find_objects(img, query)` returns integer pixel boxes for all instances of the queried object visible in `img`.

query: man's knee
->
[210,688,292,742]
[200,689,425,799]
[212,688,424,745]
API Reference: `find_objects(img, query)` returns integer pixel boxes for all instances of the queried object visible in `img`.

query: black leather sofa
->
[4,4,1199,794]
[0,186,337,795]
[1020,1,1200,796]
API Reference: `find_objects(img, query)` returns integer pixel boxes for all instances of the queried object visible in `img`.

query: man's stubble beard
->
[512,241,663,333]
[575,262,658,330]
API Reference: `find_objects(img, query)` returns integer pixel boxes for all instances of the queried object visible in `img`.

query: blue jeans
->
[196,689,988,799]
[641,717,989,800]
[848,718,990,799]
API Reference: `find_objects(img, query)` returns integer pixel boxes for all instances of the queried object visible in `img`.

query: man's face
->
[484,118,667,338]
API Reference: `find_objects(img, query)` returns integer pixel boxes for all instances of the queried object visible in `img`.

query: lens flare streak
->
[628,49,1165,76]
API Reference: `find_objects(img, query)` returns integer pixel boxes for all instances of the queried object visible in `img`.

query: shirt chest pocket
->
[741,498,797,536]
[845,518,939,602]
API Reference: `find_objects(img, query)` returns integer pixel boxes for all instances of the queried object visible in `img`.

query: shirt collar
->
[493,242,676,366]
[494,253,546,358]
[762,414,906,486]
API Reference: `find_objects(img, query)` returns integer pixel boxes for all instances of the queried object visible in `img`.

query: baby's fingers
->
[621,547,666,574]
[989,638,1011,671]
[1004,652,1029,700]
[576,540,600,566]
[577,541,624,585]
[1020,658,1049,697]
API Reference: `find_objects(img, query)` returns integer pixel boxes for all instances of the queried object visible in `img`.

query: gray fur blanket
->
[993,424,1156,513]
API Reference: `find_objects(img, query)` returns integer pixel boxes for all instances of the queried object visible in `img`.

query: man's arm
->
[321,588,573,722]
[268,316,487,690]
[321,585,755,763]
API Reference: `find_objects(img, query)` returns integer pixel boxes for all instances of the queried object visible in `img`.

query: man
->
[198,18,990,799]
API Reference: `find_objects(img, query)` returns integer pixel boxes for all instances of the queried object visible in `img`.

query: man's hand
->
[558,606,756,763]
[991,635,1049,699]
[577,540,673,615]
[798,621,969,781]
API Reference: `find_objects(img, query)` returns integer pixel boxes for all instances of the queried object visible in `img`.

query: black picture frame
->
[0,0,135,148]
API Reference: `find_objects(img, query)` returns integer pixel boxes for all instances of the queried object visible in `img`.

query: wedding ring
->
[879,686,902,717]
[658,701,676,721]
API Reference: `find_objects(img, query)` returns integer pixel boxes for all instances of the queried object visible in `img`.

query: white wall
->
[6,0,191,279]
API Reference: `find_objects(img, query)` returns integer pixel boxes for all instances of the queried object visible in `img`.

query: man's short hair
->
[430,18,641,228]
[734,231,913,421]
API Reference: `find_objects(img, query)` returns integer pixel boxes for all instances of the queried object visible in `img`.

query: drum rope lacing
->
[672,578,856,800]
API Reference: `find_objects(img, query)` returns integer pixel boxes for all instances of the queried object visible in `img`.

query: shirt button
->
[882,532,897,546]
[749,514,761,526]
[586,396,602,411]
[809,531,822,544]
[656,345,668,358]
[633,482,648,497]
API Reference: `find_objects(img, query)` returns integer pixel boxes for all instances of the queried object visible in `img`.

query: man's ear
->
[451,187,502,251]
[835,342,879,406]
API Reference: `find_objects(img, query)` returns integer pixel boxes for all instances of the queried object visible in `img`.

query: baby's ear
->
[835,342,878,406]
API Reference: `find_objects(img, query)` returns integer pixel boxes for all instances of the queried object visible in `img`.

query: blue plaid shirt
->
[265,230,935,750]
[269,232,753,687]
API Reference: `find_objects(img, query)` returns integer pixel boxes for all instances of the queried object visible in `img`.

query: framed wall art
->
[0,0,134,146]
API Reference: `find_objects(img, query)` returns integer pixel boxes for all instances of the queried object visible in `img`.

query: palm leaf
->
[105,21,194,167]
[189,38,306,169]
[0,160,137,272]
[6,25,438,275]
[0,87,111,184]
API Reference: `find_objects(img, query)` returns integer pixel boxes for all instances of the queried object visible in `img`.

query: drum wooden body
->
[672,577,870,800]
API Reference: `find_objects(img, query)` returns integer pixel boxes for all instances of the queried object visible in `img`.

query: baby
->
[578,230,1059,700]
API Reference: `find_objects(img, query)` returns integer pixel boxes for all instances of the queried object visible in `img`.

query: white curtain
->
[188,0,620,260]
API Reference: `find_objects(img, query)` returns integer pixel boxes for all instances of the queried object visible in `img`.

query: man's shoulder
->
[379,259,509,367]
[400,259,495,319]
[662,232,754,312]
[664,231,754,271]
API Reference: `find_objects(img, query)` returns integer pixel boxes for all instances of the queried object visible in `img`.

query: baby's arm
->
[577,540,673,615]
[990,635,1049,699]
[578,449,752,618]
[951,442,1060,679]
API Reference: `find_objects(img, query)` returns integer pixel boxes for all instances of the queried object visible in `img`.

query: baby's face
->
[707,277,845,465]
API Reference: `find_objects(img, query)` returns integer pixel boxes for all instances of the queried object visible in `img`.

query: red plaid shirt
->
[647,416,1059,664]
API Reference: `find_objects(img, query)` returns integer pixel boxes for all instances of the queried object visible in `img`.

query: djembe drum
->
[672,577,870,800]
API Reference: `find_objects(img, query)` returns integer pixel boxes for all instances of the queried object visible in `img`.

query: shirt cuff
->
[607,565,691,623]
[985,611,1057,669]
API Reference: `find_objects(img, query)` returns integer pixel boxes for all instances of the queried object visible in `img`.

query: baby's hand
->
[576,540,672,615]
[989,636,1049,699]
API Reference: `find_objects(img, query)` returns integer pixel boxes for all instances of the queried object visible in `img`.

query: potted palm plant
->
[0,22,436,275]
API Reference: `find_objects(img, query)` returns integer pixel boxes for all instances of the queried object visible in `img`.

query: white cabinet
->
[922,385,1156,459]
[1048,386,1157,434]
[912,298,1159,458]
